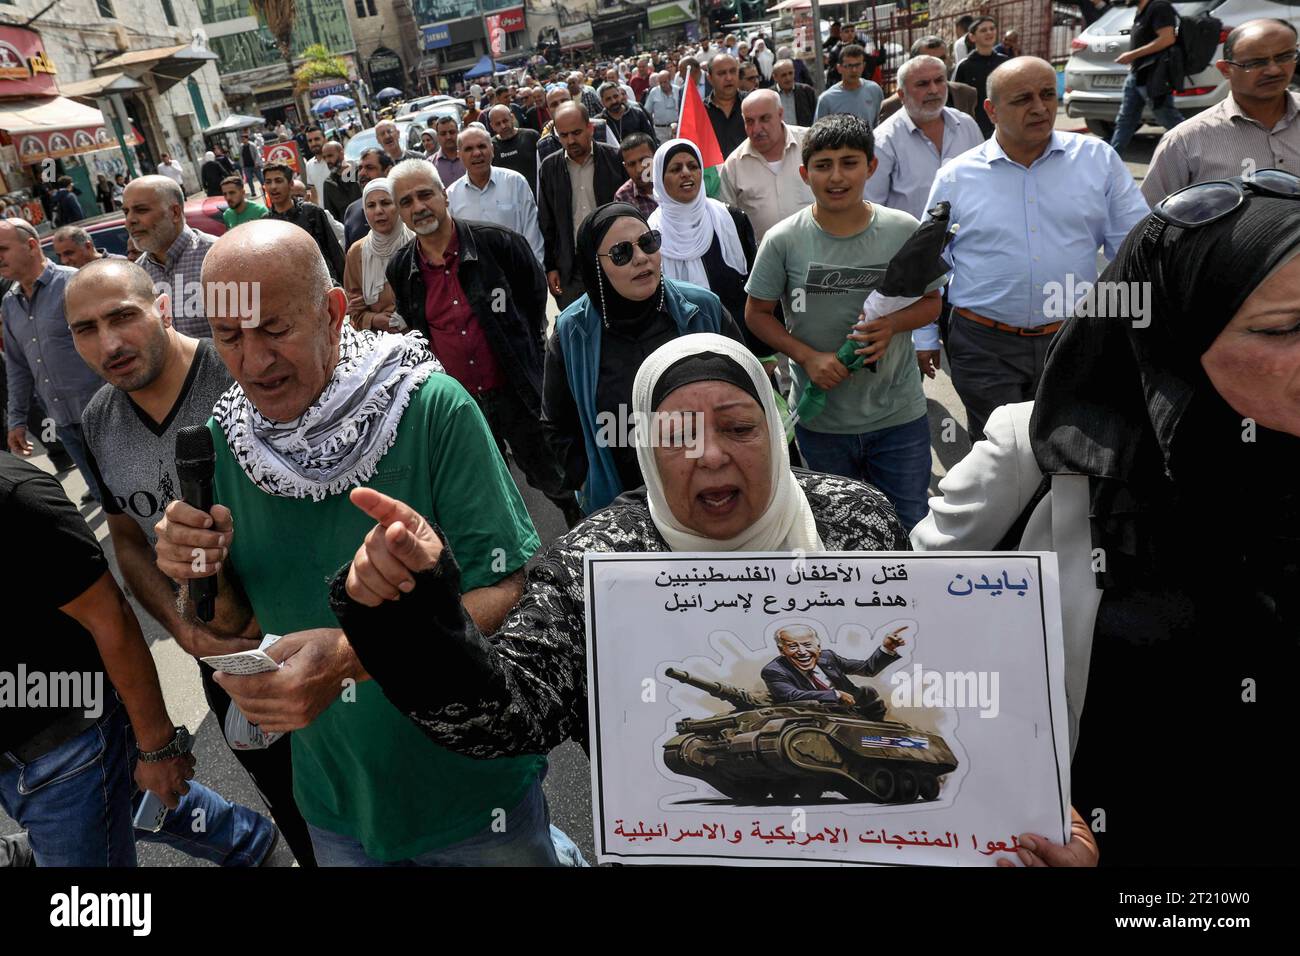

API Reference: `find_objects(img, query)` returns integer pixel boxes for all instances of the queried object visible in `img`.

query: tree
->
[249,0,305,120]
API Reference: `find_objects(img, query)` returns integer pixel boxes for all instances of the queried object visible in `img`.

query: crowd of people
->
[1,9,1298,869]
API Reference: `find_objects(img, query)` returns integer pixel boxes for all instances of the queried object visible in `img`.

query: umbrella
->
[375,87,403,101]
[464,54,499,80]
[792,202,955,426]
[311,94,355,114]
[202,113,267,135]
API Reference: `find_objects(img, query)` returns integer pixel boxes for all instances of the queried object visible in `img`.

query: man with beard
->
[153,220,580,866]
[220,175,268,229]
[596,83,657,149]
[124,176,216,338]
[321,140,361,223]
[303,125,330,206]
[262,162,345,283]
[866,55,982,380]
[386,160,578,525]
[68,258,314,864]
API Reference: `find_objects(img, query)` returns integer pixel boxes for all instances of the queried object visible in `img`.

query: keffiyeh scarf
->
[212,324,442,500]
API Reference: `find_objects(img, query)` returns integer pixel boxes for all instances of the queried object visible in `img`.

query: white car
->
[1064,0,1300,139]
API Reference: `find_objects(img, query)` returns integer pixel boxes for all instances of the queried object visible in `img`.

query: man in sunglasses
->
[1142,18,1300,205]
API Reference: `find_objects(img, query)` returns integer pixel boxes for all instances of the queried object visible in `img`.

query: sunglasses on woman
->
[1153,168,1300,229]
[597,229,662,267]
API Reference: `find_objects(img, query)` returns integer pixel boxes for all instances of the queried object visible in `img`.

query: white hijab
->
[647,139,748,290]
[753,40,775,79]
[632,333,823,554]
[360,178,413,305]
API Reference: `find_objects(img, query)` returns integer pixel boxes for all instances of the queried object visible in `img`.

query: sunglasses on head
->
[598,229,662,266]
[1143,168,1300,249]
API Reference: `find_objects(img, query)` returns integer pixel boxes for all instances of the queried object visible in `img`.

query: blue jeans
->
[796,414,932,531]
[52,421,99,504]
[0,696,276,866]
[307,776,589,867]
[1109,71,1184,152]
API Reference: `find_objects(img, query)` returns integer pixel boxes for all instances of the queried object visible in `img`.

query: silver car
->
[1064,0,1226,139]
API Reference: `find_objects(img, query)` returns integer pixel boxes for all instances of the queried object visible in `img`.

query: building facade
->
[344,0,422,96]
[197,0,358,125]
[0,0,227,205]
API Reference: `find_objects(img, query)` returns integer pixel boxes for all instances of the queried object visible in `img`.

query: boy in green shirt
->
[744,114,945,530]
[220,175,267,228]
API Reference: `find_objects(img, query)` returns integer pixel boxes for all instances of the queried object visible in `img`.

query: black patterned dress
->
[330,471,908,758]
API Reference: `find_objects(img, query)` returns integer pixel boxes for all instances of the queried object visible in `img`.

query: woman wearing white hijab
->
[327,332,909,761]
[648,140,762,355]
[752,38,775,82]
[343,178,413,332]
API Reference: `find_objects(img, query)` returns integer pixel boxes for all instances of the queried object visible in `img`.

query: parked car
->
[1063,0,1300,139]
[40,195,228,260]
[396,95,461,117]
[343,102,469,163]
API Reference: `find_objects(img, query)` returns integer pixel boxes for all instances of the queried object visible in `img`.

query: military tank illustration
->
[662,668,959,804]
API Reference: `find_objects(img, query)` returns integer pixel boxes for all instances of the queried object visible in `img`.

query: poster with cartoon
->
[584,551,1070,866]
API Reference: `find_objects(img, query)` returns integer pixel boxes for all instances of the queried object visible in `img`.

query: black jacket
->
[537,142,628,281]
[323,171,361,224]
[265,197,345,283]
[598,103,659,147]
[787,83,817,127]
[386,218,549,413]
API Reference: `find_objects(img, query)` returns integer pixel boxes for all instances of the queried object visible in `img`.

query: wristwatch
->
[137,726,193,763]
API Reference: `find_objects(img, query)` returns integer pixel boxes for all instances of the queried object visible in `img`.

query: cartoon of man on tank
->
[761,623,907,712]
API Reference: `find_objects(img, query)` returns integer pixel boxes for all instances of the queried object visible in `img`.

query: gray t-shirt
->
[82,339,233,545]
[814,81,884,127]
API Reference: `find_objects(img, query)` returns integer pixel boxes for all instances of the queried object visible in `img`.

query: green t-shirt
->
[222,201,268,228]
[208,373,543,861]
[746,203,943,435]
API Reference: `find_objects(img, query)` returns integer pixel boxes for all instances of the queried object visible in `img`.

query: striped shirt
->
[1142,91,1300,205]
[138,226,217,338]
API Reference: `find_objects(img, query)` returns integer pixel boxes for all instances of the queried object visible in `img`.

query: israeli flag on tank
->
[862,735,929,750]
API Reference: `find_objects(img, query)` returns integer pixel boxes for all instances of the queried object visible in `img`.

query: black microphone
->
[175,425,218,622]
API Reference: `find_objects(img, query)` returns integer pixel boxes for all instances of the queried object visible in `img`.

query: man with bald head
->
[719,88,814,242]
[124,174,217,338]
[152,219,574,866]
[2,217,104,501]
[705,53,748,157]
[448,126,544,262]
[375,119,424,165]
[68,256,315,863]
[643,70,680,142]
[488,103,541,195]
[1142,18,1300,204]
[537,102,628,307]
[925,57,1148,442]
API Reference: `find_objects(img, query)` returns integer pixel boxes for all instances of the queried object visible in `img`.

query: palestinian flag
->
[677,79,725,198]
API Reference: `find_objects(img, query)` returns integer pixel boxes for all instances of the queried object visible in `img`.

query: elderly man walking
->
[718,89,814,243]
[925,58,1148,442]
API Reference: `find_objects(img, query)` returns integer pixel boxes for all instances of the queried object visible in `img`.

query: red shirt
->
[416,230,505,395]
[629,74,649,104]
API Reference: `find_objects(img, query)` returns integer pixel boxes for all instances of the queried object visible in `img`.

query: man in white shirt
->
[866,55,983,378]
[718,89,813,242]
[303,125,330,206]
[643,72,681,142]
[447,126,544,268]
[156,153,185,188]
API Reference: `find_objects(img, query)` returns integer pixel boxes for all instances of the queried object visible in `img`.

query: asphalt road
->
[0,114,1163,866]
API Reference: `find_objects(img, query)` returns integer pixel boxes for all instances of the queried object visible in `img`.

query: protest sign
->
[585,551,1070,866]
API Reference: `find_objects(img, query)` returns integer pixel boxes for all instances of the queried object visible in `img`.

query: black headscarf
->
[575,202,663,327]
[1030,197,1300,622]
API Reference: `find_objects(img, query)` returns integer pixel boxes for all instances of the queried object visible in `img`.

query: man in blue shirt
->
[925,57,1149,442]
[1,218,104,502]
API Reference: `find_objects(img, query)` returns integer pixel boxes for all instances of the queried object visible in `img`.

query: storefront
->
[368,47,407,96]
[645,1,697,48]
[0,24,138,226]
[593,11,647,57]
[558,21,595,55]
[419,16,489,92]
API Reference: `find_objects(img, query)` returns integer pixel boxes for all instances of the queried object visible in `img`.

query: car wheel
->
[1085,119,1115,139]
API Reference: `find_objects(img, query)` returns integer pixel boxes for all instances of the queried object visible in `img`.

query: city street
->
[0,116,1165,866]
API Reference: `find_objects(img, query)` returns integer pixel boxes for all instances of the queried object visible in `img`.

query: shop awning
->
[203,113,267,135]
[91,42,219,93]
[58,72,149,100]
[0,95,138,164]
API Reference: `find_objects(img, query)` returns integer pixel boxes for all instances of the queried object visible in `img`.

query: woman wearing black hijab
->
[543,202,746,515]
[917,176,1300,865]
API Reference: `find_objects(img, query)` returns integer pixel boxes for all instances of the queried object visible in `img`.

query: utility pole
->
[810,0,826,93]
